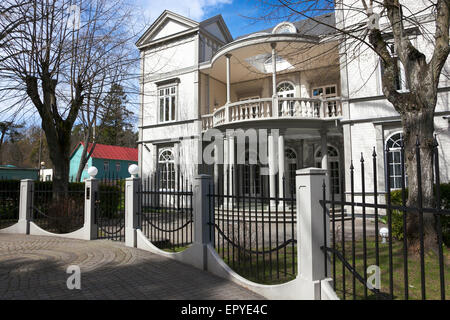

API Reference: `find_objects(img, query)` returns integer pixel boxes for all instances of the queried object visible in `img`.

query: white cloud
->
[136,0,232,23]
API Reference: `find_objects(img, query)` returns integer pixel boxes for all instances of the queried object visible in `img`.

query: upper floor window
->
[158,85,177,123]
[312,85,338,117]
[379,42,408,92]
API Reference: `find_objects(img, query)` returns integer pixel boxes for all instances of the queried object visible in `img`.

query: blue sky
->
[136,0,292,39]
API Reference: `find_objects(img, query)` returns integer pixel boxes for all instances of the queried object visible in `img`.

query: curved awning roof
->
[200,34,339,83]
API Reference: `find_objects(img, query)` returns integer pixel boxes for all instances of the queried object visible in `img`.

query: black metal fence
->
[0,179,20,229]
[138,171,193,251]
[96,178,125,241]
[321,137,449,300]
[208,167,297,285]
[32,182,85,234]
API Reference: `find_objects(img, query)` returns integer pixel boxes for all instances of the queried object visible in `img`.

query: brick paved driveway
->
[0,234,263,300]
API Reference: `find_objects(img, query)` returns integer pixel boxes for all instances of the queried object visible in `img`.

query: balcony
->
[202,96,342,131]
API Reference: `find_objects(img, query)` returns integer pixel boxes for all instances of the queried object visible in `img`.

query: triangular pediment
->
[136,10,199,48]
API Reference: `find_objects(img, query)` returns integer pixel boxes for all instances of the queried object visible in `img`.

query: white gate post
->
[296,168,331,299]
[193,174,213,270]
[17,179,34,234]
[125,176,140,247]
[84,178,98,240]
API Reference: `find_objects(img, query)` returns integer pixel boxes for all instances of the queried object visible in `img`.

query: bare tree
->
[255,0,449,252]
[0,0,138,192]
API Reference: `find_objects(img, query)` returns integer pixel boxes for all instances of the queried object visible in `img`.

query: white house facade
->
[136,3,450,204]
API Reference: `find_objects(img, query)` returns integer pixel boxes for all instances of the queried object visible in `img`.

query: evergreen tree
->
[97,84,137,148]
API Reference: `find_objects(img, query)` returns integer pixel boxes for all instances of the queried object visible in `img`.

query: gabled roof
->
[136,10,199,48]
[199,14,233,43]
[71,142,138,162]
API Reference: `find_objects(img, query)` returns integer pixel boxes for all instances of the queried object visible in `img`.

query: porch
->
[199,27,342,131]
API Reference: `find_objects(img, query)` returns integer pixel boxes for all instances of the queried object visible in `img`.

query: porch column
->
[223,134,229,197]
[228,132,235,198]
[268,131,277,208]
[271,43,279,118]
[226,54,231,104]
[320,129,330,193]
[214,143,219,195]
[278,130,286,202]
[271,43,277,96]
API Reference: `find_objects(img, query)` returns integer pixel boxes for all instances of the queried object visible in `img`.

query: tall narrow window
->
[158,86,177,123]
[315,146,340,195]
[277,81,295,116]
[380,43,408,92]
[386,132,407,189]
[158,149,175,190]
[104,161,109,172]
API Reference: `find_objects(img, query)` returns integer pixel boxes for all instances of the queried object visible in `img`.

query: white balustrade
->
[201,97,342,131]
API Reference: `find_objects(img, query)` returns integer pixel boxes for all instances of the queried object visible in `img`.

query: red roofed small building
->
[69,142,138,180]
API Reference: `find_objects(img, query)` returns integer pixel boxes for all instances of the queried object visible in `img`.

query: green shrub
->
[388,184,450,247]
[98,183,124,218]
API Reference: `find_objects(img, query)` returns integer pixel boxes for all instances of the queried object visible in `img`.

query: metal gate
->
[96,179,125,241]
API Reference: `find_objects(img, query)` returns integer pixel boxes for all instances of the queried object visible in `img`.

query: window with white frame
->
[158,148,175,190]
[158,85,177,123]
[379,42,408,92]
[277,81,295,116]
[386,132,408,189]
[286,148,297,192]
[315,145,340,194]
[312,85,338,117]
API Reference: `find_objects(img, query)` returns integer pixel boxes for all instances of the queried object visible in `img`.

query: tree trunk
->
[46,131,71,195]
[401,108,438,254]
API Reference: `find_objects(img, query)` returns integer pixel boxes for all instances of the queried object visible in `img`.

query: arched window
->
[158,148,175,189]
[386,132,407,189]
[277,82,295,96]
[315,146,340,195]
[277,81,295,116]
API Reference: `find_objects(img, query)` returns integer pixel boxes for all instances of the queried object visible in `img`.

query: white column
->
[226,54,231,104]
[18,179,33,234]
[271,43,277,96]
[271,43,279,118]
[296,168,330,299]
[223,135,229,197]
[193,174,213,270]
[320,129,328,170]
[228,133,235,197]
[278,131,286,203]
[125,177,140,248]
[214,143,219,194]
[320,129,330,194]
[268,132,277,208]
[84,178,98,240]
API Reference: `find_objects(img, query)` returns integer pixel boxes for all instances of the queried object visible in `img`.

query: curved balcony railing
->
[202,96,342,131]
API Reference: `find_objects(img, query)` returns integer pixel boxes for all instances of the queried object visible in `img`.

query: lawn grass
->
[217,246,297,285]
[215,240,449,299]
[332,240,450,300]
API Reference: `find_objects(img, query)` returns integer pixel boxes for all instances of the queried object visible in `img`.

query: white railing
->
[202,97,342,131]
